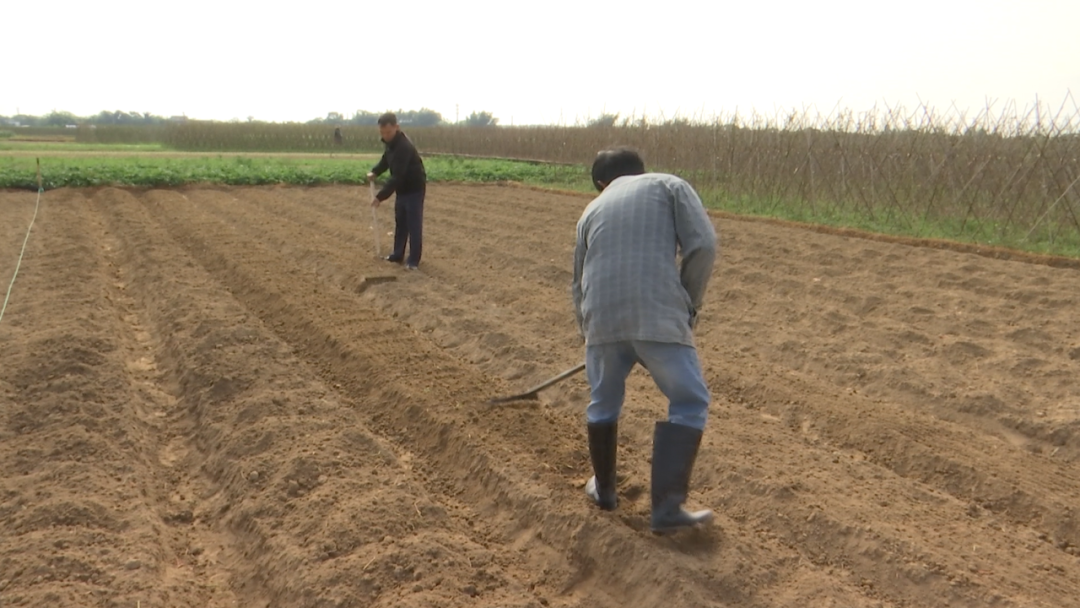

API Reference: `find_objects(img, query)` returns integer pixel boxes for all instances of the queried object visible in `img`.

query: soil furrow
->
[716,220,1080,457]
[162,185,1074,607]
[146,187,847,608]
[3,183,1079,607]
[204,184,1080,560]
[190,185,1075,608]
[90,186,555,607]
[215,186,582,394]
[0,189,228,606]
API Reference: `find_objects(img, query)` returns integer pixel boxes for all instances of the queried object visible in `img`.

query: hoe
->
[356,179,399,294]
[488,362,586,404]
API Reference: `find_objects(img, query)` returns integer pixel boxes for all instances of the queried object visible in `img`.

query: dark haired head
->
[591,146,645,191]
[377,112,398,127]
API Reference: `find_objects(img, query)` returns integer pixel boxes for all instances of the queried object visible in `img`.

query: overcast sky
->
[3,0,1078,125]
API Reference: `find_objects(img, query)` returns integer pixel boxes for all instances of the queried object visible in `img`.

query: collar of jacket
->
[382,130,406,148]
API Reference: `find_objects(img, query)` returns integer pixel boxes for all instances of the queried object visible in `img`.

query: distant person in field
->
[333,127,343,146]
[571,146,718,533]
[368,112,427,270]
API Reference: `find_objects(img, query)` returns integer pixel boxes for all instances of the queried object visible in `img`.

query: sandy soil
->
[1,183,1079,607]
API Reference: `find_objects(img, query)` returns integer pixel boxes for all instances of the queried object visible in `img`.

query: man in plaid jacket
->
[571,147,718,533]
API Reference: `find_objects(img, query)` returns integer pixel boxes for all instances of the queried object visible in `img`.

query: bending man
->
[571,147,718,533]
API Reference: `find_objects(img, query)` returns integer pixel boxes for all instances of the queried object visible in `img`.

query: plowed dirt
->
[1,183,1079,607]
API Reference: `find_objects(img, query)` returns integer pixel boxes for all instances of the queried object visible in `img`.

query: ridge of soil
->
[1,183,1078,607]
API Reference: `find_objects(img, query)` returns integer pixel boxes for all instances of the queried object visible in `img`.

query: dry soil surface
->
[1,183,1079,607]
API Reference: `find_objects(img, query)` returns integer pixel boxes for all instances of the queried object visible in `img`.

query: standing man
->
[571,147,718,533]
[368,112,427,270]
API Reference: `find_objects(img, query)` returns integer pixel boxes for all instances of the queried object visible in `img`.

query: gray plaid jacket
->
[571,173,718,347]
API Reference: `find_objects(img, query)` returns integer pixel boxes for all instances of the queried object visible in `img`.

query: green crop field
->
[0,150,592,191]
[4,103,1079,258]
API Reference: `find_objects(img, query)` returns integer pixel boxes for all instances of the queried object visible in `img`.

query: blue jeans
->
[392,190,425,266]
[585,340,711,430]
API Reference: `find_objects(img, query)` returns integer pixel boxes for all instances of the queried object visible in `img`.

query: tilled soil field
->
[1,183,1079,607]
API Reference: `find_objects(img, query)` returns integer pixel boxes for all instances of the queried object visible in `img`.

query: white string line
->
[0,187,43,326]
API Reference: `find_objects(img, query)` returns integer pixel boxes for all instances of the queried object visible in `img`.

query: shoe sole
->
[650,510,715,534]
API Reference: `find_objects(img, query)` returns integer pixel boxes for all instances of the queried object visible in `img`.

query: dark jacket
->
[371,130,426,201]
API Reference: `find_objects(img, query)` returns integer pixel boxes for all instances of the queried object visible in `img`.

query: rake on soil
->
[357,179,398,294]
[369,180,381,257]
[487,362,586,404]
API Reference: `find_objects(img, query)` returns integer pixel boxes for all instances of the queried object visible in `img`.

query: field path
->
[1,183,1079,607]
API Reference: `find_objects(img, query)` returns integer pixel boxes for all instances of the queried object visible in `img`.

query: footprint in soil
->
[622,485,645,502]
[614,511,722,554]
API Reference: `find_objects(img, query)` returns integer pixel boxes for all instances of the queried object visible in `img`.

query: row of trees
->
[308,108,498,127]
[2,109,501,128]
[0,110,181,127]
[308,108,443,127]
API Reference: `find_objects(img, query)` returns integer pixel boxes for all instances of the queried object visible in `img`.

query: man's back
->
[575,150,718,532]
[573,173,717,347]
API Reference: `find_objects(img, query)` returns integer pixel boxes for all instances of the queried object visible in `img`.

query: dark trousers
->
[392,190,425,265]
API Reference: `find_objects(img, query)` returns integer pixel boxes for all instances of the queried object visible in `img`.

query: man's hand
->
[370,196,381,208]
[366,172,376,182]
